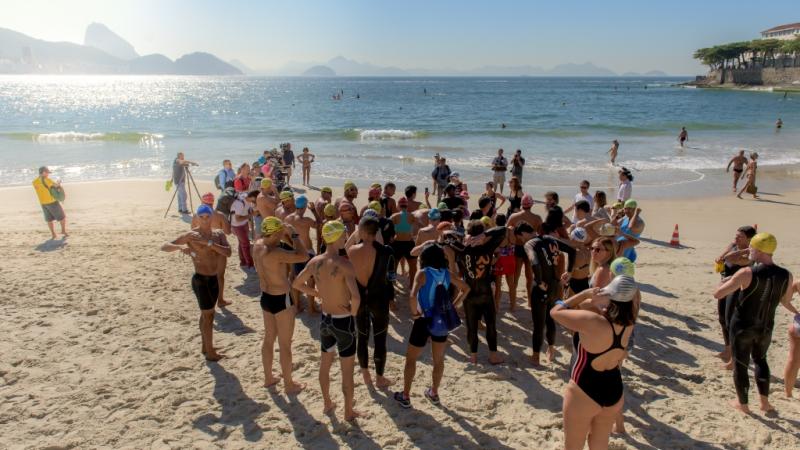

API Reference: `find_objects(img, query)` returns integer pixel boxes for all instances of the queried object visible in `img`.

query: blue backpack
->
[422,268,461,337]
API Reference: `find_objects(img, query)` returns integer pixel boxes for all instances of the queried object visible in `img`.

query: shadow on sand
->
[193,363,266,441]
[35,238,67,252]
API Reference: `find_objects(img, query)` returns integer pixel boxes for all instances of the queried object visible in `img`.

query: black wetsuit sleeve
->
[479,226,507,254]
[557,240,577,273]
[526,240,544,283]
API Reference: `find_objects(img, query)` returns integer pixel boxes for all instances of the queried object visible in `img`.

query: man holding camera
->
[173,152,198,214]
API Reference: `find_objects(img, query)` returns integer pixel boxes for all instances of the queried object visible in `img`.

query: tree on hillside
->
[749,39,782,66]
[782,36,800,67]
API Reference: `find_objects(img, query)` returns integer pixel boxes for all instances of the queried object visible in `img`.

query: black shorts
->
[293,251,315,275]
[391,240,417,261]
[320,314,357,357]
[191,273,219,310]
[568,277,590,294]
[514,244,527,259]
[408,317,448,347]
[41,202,65,222]
[260,291,292,314]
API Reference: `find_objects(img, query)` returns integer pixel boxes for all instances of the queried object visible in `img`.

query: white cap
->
[598,275,637,303]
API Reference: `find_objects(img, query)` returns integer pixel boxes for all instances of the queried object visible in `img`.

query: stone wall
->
[706,66,800,86]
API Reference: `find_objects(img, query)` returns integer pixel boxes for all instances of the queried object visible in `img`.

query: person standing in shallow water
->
[737,153,759,200]
[607,140,619,165]
[726,150,748,193]
[678,127,688,147]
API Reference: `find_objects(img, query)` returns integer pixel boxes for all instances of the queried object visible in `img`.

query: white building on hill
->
[761,23,800,40]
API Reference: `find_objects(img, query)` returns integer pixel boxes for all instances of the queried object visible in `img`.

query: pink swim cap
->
[522,194,534,208]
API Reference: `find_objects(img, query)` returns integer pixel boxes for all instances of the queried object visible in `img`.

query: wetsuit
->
[571,316,628,407]
[378,217,396,245]
[455,226,506,354]
[480,193,497,218]
[356,242,396,377]
[526,235,576,353]
[442,196,466,213]
[729,262,790,405]
[618,216,641,262]
[719,245,748,347]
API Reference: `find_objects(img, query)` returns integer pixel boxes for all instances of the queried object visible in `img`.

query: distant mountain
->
[326,56,407,76]
[621,70,670,77]
[547,62,616,76]
[303,65,336,76]
[129,54,175,74]
[84,22,138,60]
[0,25,242,75]
[175,52,241,75]
[229,59,253,74]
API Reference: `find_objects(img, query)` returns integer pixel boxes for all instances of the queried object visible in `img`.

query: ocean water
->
[1,75,798,196]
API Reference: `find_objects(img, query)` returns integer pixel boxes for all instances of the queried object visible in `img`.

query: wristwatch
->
[207,240,213,247]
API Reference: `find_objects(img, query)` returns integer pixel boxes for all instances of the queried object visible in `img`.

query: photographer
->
[173,152,198,214]
[511,149,525,183]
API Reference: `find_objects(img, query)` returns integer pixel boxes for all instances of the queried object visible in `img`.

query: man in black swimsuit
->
[525,221,576,366]
[713,233,797,413]
[726,150,748,193]
[161,205,232,361]
[452,220,507,364]
[347,216,396,388]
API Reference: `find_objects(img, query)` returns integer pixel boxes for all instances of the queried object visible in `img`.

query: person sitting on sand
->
[394,242,470,408]
[713,233,796,414]
[161,205,232,361]
[526,221,576,366]
[678,127,688,147]
[347,215,396,389]
[296,147,315,186]
[726,150,748,193]
[713,226,755,366]
[454,220,508,364]
[192,193,232,307]
[737,152,759,200]
[293,221,364,422]
[253,217,309,393]
[607,140,620,165]
[33,166,68,239]
[551,275,637,449]
[784,280,800,398]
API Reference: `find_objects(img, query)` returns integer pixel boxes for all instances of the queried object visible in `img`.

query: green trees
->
[694,37,798,70]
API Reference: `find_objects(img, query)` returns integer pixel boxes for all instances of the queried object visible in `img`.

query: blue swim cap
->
[428,208,441,221]
[295,195,308,209]
[196,204,213,217]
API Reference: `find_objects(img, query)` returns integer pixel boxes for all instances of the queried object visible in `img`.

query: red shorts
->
[493,254,516,276]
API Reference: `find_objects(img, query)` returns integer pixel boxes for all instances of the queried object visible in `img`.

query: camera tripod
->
[164,165,203,218]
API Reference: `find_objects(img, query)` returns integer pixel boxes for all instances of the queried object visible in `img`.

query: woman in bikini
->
[737,152,759,199]
[551,275,637,450]
[492,214,518,312]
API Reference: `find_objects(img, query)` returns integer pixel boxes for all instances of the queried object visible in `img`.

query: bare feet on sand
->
[547,345,558,363]
[389,301,398,312]
[730,400,751,414]
[323,401,337,415]
[376,376,394,388]
[489,353,505,365]
[469,354,478,364]
[345,409,367,422]
[264,373,281,388]
[361,369,373,387]
[218,299,232,307]
[759,398,775,413]
[716,350,730,361]
[530,353,541,367]
[205,352,225,362]
[285,381,306,395]
[722,360,733,371]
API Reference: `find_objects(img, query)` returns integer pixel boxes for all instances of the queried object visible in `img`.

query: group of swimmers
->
[160,152,799,449]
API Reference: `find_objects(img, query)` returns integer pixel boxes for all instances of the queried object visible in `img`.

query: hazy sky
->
[2,0,795,74]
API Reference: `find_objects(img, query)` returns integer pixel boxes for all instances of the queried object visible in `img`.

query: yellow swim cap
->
[370,183,381,190]
[279,190,294,201]
[260,178,272,189]
[750,233,777,255]
[321,186,332,194]
[480,216,494,229]
[261,216,284,236]
[368,201,382,213]
[322,220,346,244]
[344,181,356,191]
[323,203,337,218]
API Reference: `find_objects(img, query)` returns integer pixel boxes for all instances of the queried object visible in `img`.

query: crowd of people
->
[152,139,800,448]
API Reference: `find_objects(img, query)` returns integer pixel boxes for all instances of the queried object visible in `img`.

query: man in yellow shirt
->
[33,166,67,239]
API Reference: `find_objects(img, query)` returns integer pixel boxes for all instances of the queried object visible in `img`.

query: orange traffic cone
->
[670,224,680,247]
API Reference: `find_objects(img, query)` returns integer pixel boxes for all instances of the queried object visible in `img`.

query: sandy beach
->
[2,178,800,449]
